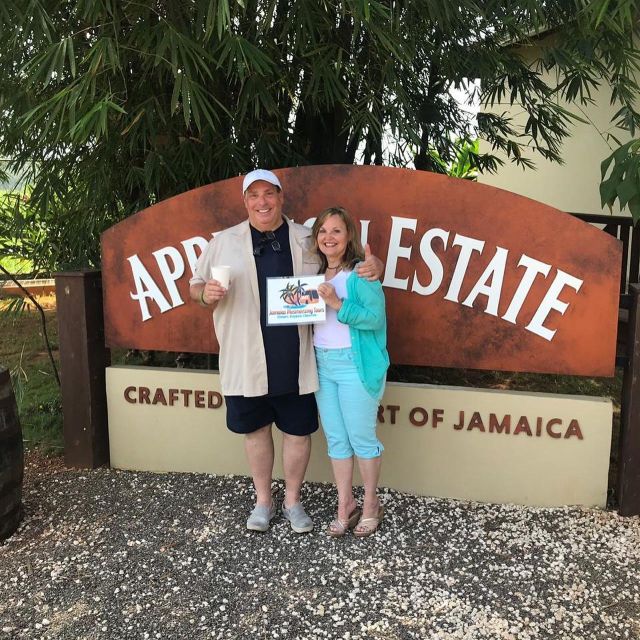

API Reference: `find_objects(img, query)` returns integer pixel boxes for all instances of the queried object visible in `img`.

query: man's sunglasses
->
[253,231,282,256]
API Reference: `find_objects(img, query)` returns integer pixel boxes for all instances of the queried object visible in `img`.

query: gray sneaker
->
[282,503,314,533]
[246,504,276,532]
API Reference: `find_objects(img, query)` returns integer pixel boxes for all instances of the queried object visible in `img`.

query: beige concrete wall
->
[478,36,637,215]
[106,366,612,508]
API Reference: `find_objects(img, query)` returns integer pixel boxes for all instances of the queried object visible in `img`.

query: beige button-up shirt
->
[190,217,321,397]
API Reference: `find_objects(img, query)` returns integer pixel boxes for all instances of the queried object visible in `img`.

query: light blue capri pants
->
[314,347,384,459]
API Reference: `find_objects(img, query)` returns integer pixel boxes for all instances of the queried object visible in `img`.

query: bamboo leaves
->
[0,0,639,276]
[68,98,126,143]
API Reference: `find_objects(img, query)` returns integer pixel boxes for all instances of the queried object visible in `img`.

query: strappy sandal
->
[354,505,385,538]
[327,507,362,538]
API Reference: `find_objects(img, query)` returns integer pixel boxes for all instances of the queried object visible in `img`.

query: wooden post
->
[618,283,640,516]
[55,271,111,468]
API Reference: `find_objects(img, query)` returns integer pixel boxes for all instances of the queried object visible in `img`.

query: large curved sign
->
[101,165,621,376]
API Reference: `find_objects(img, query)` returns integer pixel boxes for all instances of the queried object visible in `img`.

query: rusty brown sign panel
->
[101,165,621,376]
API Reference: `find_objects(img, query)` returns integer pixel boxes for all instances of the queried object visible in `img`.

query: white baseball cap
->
[242,169,282,194]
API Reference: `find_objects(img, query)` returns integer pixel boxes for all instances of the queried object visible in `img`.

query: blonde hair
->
[311,206,364,273]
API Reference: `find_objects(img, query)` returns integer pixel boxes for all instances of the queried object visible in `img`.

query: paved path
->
[1,455,639,639]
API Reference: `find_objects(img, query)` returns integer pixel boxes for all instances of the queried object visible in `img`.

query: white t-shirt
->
[313,270,352,348]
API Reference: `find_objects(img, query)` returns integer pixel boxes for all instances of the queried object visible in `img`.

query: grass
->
[0,297,62,454]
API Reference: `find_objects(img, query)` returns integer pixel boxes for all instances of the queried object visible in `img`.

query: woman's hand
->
[317,282,342,310]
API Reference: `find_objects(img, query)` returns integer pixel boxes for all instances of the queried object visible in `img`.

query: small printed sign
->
[266,275,326,325]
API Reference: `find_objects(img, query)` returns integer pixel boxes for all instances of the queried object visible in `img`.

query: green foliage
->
[600,139,640,223]
[0,0,639,271]
[0,255,32,274]
[0,192,33,274]
[430,139,480,180]
[9,344,27,410]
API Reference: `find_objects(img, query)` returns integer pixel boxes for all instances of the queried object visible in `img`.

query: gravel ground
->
[1,454,640,640]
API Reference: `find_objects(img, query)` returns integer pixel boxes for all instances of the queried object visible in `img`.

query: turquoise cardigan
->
[336,272,390,399]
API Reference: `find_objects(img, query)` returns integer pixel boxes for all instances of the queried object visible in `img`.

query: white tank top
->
[313,270,352,348]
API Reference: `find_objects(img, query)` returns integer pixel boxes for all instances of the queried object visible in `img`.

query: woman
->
[312,207,389,537]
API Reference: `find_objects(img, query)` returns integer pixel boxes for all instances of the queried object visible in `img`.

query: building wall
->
[478,36,637,215]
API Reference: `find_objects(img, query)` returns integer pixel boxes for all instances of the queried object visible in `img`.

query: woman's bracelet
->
[199,288,208,306]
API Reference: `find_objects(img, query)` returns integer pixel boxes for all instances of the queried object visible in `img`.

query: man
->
[189,169,381,533]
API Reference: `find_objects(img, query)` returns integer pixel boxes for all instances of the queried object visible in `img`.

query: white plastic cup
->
[210,265,231,288]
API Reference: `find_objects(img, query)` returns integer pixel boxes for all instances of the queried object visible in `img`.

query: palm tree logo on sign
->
[279,279,319,308]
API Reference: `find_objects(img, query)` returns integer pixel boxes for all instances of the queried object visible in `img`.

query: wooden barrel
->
[0,367,24,540]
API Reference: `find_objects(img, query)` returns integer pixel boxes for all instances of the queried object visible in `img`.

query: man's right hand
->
[193,280,227,307]
[202,279,227,305]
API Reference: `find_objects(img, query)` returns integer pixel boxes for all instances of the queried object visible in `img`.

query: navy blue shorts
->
[225,392,319,436]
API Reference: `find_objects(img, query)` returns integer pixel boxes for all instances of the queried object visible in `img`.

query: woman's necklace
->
[325,263,342,274]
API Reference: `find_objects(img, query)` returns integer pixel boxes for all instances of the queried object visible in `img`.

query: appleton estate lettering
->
[128,221,583,343]
[102,165,621,375]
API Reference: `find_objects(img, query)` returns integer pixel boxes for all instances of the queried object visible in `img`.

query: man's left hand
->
[355,244,384,281]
